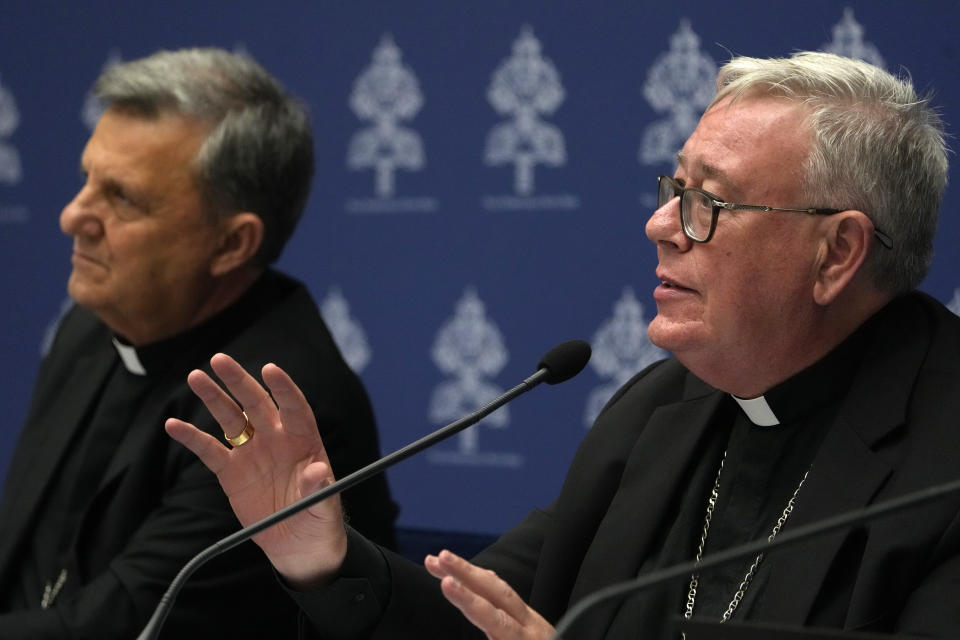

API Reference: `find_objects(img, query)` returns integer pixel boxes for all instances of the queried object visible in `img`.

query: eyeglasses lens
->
[657,177,676,209]
[657,176,713,243]
[682,190,712,241]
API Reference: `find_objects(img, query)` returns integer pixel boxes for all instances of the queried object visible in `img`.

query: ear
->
[812,211,873,306]
[209,212,264,277]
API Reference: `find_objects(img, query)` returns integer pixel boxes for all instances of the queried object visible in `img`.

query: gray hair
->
[94,48,314,266]
[712,51,948,295]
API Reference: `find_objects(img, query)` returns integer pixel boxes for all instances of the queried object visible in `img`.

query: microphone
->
[137,339,591,640]
[551,476,960,639]
[538,339,592,384]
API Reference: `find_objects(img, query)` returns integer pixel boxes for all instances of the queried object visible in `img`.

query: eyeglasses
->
[656,175,893,249]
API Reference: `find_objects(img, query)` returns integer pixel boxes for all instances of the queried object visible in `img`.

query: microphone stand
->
[551,477,960,639]
[137,366,555,640]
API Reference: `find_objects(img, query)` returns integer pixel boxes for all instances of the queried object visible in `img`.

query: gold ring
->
[225,411,255,447]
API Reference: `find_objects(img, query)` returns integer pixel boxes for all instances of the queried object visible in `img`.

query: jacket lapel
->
[0,346,115,578]
[568,385,725,637]
[89,373,178,502]
[757,298,926,626]
[757,416,892,623]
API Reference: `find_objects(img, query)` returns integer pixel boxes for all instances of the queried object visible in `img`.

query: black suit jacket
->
[0,270,397,639]
[302,292,960,639]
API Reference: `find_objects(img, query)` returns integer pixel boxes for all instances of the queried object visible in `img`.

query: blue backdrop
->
[2,1,958,536]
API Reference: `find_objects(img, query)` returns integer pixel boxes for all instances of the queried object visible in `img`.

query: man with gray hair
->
[169,51,959,639]
[0,48,397,638]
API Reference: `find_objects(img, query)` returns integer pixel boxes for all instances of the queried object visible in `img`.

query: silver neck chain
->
[683,450,810,624]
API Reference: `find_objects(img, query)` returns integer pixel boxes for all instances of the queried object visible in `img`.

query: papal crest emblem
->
[821,8,885,68]
[320,287,372,374]
[584,288,666,427]
[427,288,522,468]
[638,20,716,168]
[0,75,23,185]
[484,26,566,197]
[347,35,426,199]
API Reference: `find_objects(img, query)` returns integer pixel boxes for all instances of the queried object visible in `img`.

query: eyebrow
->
[675,151,741,197]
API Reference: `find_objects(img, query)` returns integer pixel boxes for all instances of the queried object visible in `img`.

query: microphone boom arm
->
[138,366,553,639]
[552,477,960,638]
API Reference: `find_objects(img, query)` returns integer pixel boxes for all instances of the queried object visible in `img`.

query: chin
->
[647,315,704,354]
[66,279,109,315]
[67,277,90,303]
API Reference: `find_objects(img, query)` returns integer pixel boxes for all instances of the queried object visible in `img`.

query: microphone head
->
[537,340,591,385]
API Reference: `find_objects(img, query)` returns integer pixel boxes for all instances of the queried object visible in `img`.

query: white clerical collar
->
[731,394,780,427]
[112,337,147,376]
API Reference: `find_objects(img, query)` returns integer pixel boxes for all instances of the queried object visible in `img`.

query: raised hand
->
[165,353,347,587]
[425,550,556,640]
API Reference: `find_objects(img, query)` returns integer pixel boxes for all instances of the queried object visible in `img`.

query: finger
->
[295,460,347,523]
[165,417,231,474]
[424,554,448,580]
[261,362,327,442]
[299,460,335,498]
[434,550,532,622]
[208,353,279,430]
[438,575,519,640]
[186,369,248,438]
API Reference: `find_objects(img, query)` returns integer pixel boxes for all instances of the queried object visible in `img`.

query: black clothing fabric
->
[294,292,960,639]
[0,270,398,639]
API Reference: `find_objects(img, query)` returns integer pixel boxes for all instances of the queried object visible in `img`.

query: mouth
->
[72,250,105,269]
[657,272,694,290]
[655,272,697,296]
[661,280,694,291]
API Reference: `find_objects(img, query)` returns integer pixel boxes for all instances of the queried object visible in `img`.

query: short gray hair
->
[94,48,314,266]
[712,51,948,295]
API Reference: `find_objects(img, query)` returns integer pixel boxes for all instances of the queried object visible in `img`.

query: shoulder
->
[44,302,108,357]
[564,356,713,479]
[31,303,110,392]
[220,272,342,376]
[218,271,374,426]
[912,290,960,358]
[845,291,960,487]
[592,357,711,426]
[896,292,960,421]
[868,291,960,397]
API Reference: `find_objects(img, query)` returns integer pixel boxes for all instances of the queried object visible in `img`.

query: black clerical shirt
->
[6,272,301,612]
[292,325,870,640]
[604,325,868,637]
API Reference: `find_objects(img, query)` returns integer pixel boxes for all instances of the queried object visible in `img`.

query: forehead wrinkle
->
[676,150,741,197]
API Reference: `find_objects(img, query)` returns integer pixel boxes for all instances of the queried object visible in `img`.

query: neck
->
[697,290,892,398]
[106,266,263,346]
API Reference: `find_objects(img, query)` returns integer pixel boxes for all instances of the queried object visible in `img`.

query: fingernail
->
[439,549,459,562]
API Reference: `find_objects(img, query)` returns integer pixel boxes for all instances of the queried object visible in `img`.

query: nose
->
[60,183,104,240]
[645,194,691,251]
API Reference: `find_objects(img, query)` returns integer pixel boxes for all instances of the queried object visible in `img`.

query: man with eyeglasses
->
[167,52,959,639]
